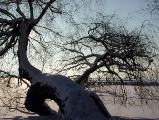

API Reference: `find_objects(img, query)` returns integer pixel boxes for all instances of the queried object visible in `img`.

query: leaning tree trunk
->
[17,20,114,120]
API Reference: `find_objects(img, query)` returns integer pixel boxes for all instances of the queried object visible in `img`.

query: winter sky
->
[100,0,155,28]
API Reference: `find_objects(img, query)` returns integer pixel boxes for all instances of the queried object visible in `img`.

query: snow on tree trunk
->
[18,20,114,120]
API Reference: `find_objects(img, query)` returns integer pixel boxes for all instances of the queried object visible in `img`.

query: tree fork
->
[17,19,114,119]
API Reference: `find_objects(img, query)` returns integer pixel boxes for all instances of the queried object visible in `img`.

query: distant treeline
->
[85,78,159,86]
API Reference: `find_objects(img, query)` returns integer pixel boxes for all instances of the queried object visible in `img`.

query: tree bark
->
[17,20,114,120]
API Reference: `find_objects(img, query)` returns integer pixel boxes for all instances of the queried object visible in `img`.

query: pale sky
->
[102,0,153,28]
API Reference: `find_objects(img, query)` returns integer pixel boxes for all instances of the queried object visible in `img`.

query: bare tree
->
[0,0,158,119]
[59,16,158,85]
[0,0,115,119]
[57,15,159,105]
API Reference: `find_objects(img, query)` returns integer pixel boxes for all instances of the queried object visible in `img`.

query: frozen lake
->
[0,81,159,119]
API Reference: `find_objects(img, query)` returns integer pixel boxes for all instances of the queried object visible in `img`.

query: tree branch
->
[0,34,16,56]
[35,0,56,24]
[16,0,26,20]
[76,53,108,84]
[0,8,16,19]
[28,0,34,19]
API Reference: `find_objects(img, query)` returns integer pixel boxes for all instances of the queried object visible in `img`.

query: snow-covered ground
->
[0,85,159,120]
